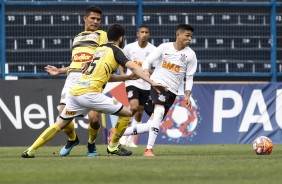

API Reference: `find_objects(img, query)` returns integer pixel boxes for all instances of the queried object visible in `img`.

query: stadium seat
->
[6,38,15,50]
[25,14,50,25]
[142,14,162,25]
[6,14,23,25]
[200,61,227,73]
[239,14,266,25]
[255,63,271,73]
[104,14,135,25]
[44,38,72,49]
[188,14,212,25]
[52,14,79,25]
[213,14,238,25]
[207,38,231,49]
[228,62,254,73]
[16,38,42,50]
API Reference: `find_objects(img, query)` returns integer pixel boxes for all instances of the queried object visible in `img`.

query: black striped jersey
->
[69,30,107,69]
[70,43,130,95]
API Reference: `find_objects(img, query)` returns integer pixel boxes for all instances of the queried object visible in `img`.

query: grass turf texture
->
[0,144,282,184]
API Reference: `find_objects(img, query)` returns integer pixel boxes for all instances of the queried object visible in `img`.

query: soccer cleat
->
[107,144,132,156]
[86,142,99,157]
[143,149,156,157]
[126,142,138,148]
[107,128,115,144]
[21,150,35,158]
[59,135,79,156]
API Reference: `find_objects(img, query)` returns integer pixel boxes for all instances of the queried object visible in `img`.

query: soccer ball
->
[252,136,273,155]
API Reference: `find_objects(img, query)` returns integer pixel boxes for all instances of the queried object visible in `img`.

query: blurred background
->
[1,0,281,81]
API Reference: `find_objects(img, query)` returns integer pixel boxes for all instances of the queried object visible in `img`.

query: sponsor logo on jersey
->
[162,60,180,72]
[134,60,142,67]
[72,52,94,62]
[179,54,187,63]
[65,110,76,116]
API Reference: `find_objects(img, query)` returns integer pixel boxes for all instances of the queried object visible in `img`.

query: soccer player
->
[44,6,107,157]
[118,25,156,147]
[21,24,166,158]
[122,24,197,156]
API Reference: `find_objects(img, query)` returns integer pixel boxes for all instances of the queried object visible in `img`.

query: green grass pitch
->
[0,144,282,184]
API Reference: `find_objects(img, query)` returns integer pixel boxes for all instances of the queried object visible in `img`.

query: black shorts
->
[144,87,176,117]
[126,85,150,107]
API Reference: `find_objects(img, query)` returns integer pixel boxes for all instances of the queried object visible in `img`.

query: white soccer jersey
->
[124,41,157,90]
[143,42,197,95]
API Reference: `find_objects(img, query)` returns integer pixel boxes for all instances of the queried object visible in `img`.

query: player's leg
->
[80,93,133,156]
[21,117,72,158]
[58,73,81,156]
[86,110,100,156]
[126,106,143,147]
[107,106,133,156]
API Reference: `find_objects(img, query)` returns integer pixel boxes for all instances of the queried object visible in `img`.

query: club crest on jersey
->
[127,90,133,98]
[72,52,93,62]
[158,94,166,102]
[179,54,187,63]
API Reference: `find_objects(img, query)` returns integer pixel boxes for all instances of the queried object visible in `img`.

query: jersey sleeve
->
[185,51,198,91]
[143,43,163,70]
[114,48,130,67]
[98,31,108,45]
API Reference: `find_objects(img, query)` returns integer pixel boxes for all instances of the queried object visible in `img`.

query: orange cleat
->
[143,149,156,157]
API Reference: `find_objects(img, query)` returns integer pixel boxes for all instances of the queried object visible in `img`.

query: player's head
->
[84,6,102,31]
[107,24,125,48]
[175,24,194,48]
[137,25,150,43]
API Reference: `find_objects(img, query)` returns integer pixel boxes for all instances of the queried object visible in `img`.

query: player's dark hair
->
[85,6,102,16]
[176,24,194,33]
[107,24,125,42]
[138,25,150,31]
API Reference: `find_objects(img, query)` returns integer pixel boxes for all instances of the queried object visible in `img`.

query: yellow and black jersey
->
[69,30,107,70]
[70,43,130,95]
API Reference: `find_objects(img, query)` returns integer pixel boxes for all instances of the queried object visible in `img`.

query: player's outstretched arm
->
[109,73,139,82]
[45,65,69,76]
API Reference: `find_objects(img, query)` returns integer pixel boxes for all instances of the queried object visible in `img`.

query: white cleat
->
[126,142,138,148]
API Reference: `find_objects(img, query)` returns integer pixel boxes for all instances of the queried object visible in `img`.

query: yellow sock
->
[88,124,100,144]
[62,121,76,141]
[29,123,61,151]
[110,116,131,146]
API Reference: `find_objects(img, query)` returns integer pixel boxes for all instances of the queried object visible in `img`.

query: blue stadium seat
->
[255,63,271,73]
[16,38,42,50]
[104,14,135,25]
[228,62,254,73]
[6,14,23,25]
[44,38,72,49]
[52,14,79,25]
[161,14,186,25]
[188,14,212,25]
[26,14,50,25]
[142,14,162,25]
[189,38,205,49]
[6,38,15,50]
[214,14,238,25]
[208,38,231,49]
[200,61,227,73]
[239,14,266,25]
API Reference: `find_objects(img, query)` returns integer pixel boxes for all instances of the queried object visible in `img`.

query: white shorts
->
[60,93,123,119]
[60,72,82,104]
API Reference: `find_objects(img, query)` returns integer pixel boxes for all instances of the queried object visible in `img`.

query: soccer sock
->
[110,116,131,148]
[126,119,141,143]
[88,124,100,144]
[123,119,151,136]
[62,121,76,141]
[146,106,164,149]
[28,123,61,151]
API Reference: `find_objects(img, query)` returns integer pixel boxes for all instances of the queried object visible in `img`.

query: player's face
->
[137,28,150,42]
[177,30,193,47]
[84,12,102,31]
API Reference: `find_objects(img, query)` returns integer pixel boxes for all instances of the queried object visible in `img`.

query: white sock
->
[146,106,164,149]
[127,119,141,143]
[123,119,151,136]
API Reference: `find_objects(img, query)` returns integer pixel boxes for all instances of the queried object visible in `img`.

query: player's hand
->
[185,96,192,109]
[152,82,167,93]
[81,62,90,73]
[45,65,59,76]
